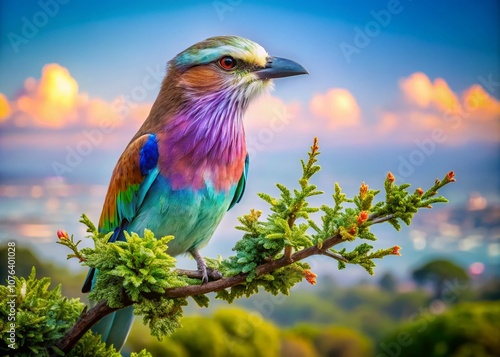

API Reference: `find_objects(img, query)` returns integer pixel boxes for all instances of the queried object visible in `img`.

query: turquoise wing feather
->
[228,154,249,210]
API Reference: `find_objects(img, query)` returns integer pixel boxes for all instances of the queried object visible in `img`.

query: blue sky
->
[1,0,498,103]
[0,0,499,279]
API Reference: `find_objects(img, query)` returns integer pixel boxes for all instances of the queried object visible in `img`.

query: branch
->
[53,301,119,355]
[54,222,350,354]
[175,268,222,280]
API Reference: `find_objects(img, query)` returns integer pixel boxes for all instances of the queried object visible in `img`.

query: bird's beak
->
[254,56,308,80]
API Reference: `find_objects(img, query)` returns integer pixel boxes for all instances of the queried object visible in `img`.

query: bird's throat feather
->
[158,89,247,192]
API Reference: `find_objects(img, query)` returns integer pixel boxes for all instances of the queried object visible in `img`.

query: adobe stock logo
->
[7,0,70,54]
[339,0,407,63]
[213,0,243,21]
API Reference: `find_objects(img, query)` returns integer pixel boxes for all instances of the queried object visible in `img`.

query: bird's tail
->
[91,306,135,351]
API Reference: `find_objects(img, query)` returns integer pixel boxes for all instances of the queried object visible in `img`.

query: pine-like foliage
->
[0,268,148,356]
[76,220,190,340]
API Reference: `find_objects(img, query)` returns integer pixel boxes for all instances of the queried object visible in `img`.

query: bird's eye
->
[218,56,237,70]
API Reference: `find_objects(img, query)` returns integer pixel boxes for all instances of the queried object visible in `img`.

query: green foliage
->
[169,316,228,357]
[227,209,286,280]
[219,138,454,281]
[223,140,324,282]
[379,272,398,292]
[412,258,470,299]
[78,220,185,305]
[0,247,50,284]
[213,308,281,357]
[0,246,86,299]
[216,262,308,303]
[133,295,187,340]
[0,267,79,355]
[378,301,500,357]
[165,308,281,357]
[125,320,188,357]
[68,332,123,357]
[75,220,190,340]
[312,171,453,275]
[280,335,318,357]
[130,350,154,357]
[412,259,469,286]
[0,268,122,357]
[286,324,374,357]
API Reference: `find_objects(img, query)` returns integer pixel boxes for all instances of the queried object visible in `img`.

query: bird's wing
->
[228,154,249,210]
[99,133,159,235]
[82,133,159,293]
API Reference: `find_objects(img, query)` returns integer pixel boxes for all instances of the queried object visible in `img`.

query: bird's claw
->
[199,266,223,284]
[190,249,223,284]
[207,267,223,281]
[199,264,209,284]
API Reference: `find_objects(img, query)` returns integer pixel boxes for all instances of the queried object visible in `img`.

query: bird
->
[81,35,307,351]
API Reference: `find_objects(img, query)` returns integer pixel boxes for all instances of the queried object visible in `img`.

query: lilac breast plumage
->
[157,113,247,192]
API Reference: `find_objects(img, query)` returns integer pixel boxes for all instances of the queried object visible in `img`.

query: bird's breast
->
[156,131,246,192]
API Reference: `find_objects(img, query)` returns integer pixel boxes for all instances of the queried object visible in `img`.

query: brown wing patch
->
[98,135,150,231]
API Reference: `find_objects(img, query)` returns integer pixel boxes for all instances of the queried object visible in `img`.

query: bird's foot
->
[206,267,223,281]
[190,249,223,284]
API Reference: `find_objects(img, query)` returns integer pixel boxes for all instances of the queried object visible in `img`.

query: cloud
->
[0,93,11,122]
[247,75,499,148]
[376,112,398,135]
[0,63,151,129]
[11,64,79,128]
[378,72,500,144]
[462,84,500,119]
[309,88,361,127]
[399,72,461,113]
[244,94,301,132]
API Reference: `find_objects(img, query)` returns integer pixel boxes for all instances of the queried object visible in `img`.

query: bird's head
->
[168,36,307,107]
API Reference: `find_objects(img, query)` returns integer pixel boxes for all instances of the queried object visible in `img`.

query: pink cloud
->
[376,112,398,135]
[0,63,151,129]
[244,93,301,133]
[399,72,461,113]
[246,77,499,148]
[309,88,361,128]
[379,72,500,144]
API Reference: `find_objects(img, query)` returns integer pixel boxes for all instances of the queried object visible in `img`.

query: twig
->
[369,213,396,225]
[322,251,349,262]
[284,212,298,261]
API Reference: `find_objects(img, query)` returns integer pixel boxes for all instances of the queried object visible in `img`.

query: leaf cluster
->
[0,268,143,356]
[221,140,323,279]
[76,221,190,340]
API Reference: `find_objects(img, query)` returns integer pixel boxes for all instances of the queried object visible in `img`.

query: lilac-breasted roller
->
[82,36,307,350]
